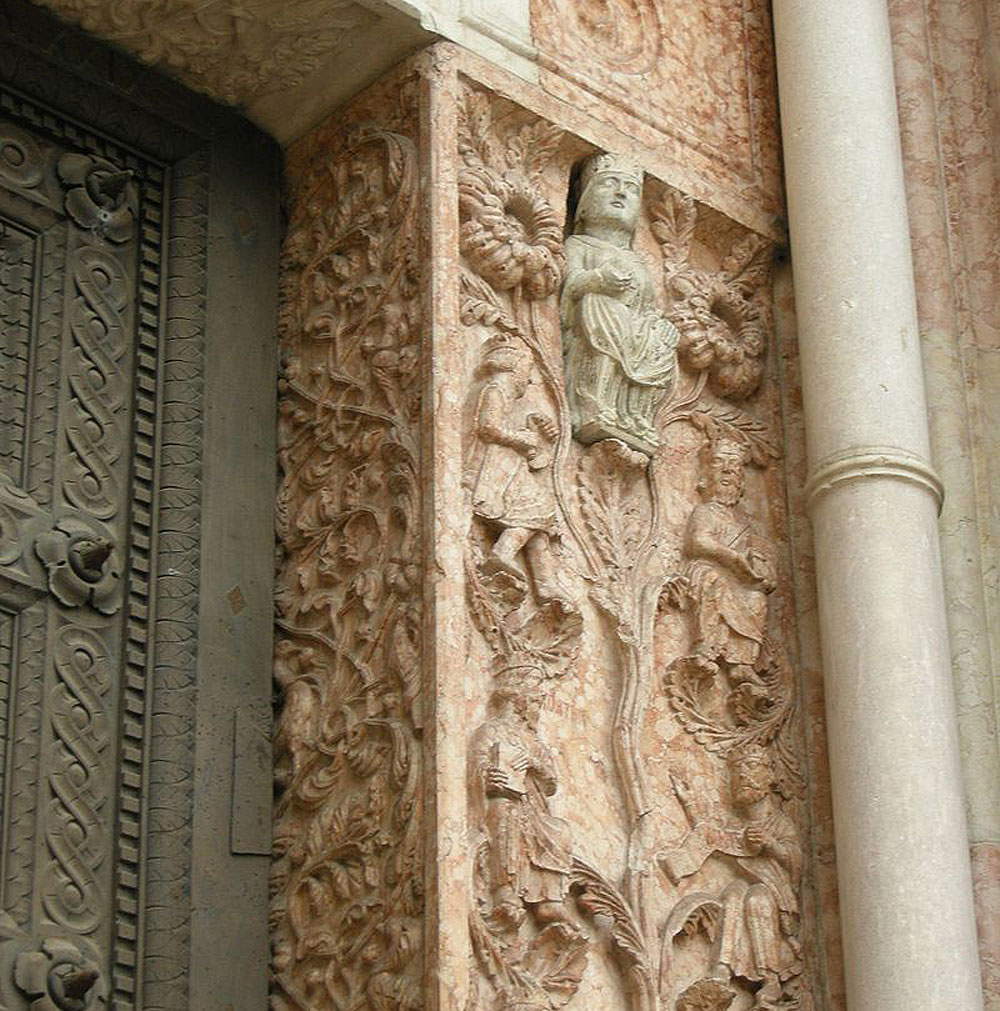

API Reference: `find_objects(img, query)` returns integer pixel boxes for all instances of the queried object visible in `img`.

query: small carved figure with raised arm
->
[471,341,570,609]
[682,435,777,717]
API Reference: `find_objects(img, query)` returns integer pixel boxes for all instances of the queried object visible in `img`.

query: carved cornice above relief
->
[26,1,539,143]
[30,0,380,105]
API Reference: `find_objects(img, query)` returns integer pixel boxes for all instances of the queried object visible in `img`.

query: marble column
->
[772,1,985,1008]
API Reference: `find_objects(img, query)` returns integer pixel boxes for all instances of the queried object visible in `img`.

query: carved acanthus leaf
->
[649,189,696,273]
[577,441,648,576]
[271,115,424,1009]
[570,856,657,1009]
[687,405,780,466]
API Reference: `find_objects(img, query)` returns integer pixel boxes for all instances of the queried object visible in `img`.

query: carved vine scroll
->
[271,108,425,1010]
[270,67,813,1011]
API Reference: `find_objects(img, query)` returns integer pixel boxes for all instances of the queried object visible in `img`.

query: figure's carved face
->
[709,449,745,505]
[578,171,641,233]
[515,691,544,730]
[730,755,772,807]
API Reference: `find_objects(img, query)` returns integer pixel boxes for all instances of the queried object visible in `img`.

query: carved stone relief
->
[457,82,810,1011]
[562,152,679,454]
[269,57,812,1010]
[270,82,425,1010]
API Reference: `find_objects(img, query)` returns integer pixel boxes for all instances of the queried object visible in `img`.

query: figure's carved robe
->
[475,717,573,905]
[561,233,677,423]
[684,501,774,666]
[471,380,557,534]
[662,808,801,984]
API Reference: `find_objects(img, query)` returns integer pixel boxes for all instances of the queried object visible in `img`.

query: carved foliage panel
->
[456,81,813,1011]
[270,71,426,1011]
[31,0,378,107]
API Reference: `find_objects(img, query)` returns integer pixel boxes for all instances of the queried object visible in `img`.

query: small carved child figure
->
[683,435,776,715]
[473,663,577,940]
[662,746,802,1010]
[471,340,567,608]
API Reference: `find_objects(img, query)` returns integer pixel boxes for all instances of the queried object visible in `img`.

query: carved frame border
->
[0,74,203,1011]
[0,3,232,1006]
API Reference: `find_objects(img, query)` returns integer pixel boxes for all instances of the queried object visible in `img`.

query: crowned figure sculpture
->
[560,152,680,454]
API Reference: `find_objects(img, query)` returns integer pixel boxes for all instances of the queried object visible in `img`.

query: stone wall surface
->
[888,0,1000,1003]
[531,0,783,231]
[270,38,840,1011]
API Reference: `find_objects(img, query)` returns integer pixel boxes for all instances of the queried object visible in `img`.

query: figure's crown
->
[712,434,750,460]
[579,152,644,193]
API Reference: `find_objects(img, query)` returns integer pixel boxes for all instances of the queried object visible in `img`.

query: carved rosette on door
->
[458,85,810,1011]
[0,104,162,1010]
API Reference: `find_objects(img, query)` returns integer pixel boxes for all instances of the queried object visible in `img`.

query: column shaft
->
[772,1,984,1008]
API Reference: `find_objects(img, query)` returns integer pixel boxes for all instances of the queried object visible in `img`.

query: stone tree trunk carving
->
[456,82,809,1011]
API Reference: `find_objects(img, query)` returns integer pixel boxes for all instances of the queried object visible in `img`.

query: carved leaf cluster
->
[570,857,657,1009]
[650,189,773,401]
[458,90,566,300]
[577,440,651,640]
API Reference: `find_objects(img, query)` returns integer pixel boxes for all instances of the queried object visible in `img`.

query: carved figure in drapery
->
[470,340,568,610]
[658,422,801,790]
[471,663,588,1008]
[681,436,776,716]
[659,747,802,1009]
[561,152,679,454]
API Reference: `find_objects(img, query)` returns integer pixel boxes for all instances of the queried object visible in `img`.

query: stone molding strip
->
[804,445,944,513]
